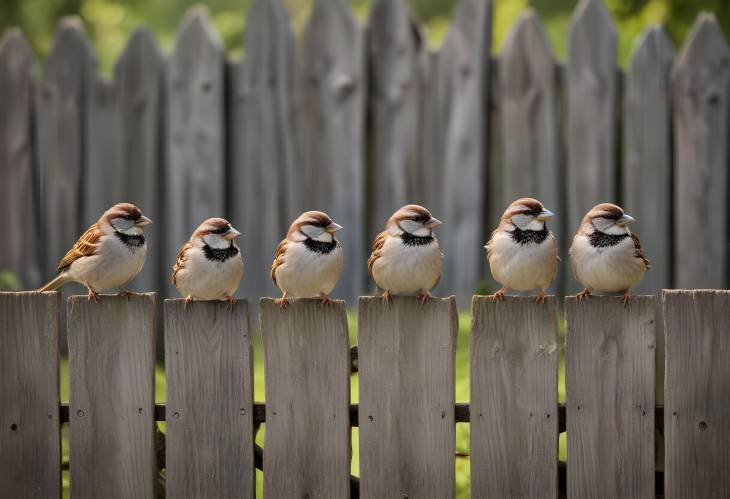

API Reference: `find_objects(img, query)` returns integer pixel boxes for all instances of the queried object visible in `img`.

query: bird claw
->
[381,290,392,304]
[621,290,631,307]
[275,294,289,310]
[535,290,548,304]
[184,296,193,310]
[319,294,334,306]
[225,295,237,310]
[576,289,591,302]
[87,290,100,302]
[118,289,141,299]
[490,288,507,303]
[417,291,431,306]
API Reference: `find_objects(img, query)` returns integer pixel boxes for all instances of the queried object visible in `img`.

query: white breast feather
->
[274,241,343,297]
[371,236,441,294]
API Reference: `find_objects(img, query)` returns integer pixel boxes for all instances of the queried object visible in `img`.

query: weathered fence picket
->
[358,296,458,498]
[470,296,558,498]
[164,299,254,498]
[664,290,730,498]
[165,8,226,298]
[566,296,655,498]
[0,292,60,498]
[68,294,156,499]
[671,15,730,290]
[566,0,618,290]
[260,298,351,498]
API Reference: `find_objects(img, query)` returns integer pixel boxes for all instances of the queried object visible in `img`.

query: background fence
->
[1,0,729,306]
[1,290,729,497]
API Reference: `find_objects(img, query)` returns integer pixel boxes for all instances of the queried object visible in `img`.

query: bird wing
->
[57,224,103,273]
[485,228,499,260]
[631,234,651,270]
[367,231,388,274]
[172,241,193,286]
[270,239,288,286]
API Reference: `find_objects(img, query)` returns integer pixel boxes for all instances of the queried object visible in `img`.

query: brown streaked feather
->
[57,224,103,272]
[172,241,193,286]
[270,239,288,286]
[631,234,651,270]
[367,231,389,274]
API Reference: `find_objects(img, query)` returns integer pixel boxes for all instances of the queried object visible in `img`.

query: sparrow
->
[569,203,650,304]
[368,204,443,304]
[271,211,343,309]
[486,198,558,304]
[39,203,152,301]
[172,218,243,308]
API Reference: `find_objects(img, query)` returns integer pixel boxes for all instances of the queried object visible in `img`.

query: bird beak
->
[425,217,442,229]
[536,209,555,221]
[616,214,636,226]
[136,215,153,227]
[224,228,242,240]
[326,222,343,233]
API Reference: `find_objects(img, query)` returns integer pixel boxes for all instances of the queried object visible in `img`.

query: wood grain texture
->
[68,293,156,499]
[114,28,165,293]
[664,290,730,498]
[166,7,225,297]
[232,0,295,302]
[0,31,41,288]
[437,0,492,303]
[165,299,254,498]
[367,0,428,242]
[358,296,458,498]
[671,14,730,289]
[566,296,655,499]
[0,292,60,498]
[470,296,558,498]
[36,17,96,277]
[498,11,562,294]
[295,0,365,302]
[623,26,674,295]
[260,298,350,498]
[566,0,618,285]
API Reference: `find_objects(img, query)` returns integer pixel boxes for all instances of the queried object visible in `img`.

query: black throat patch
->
[203,244,240,262]
[304,238,339,255]
[589,231,629,248]
[115,232,145,249]
[510,227,548,245]
[401,232,434,246]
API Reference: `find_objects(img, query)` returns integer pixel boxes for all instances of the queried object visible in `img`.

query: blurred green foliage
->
[0,271,21,291]
[1,0,727,76]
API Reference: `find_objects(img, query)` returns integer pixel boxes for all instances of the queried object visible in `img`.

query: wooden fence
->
[1,290,729,498]
[1,0,729,305]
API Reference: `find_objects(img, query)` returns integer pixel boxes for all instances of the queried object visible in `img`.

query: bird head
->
[101,203,152,235]
[288,211,342,242]
[582,203,635,235]
[387,204,442,236]
[194,218,241,248]
[501,198,554,231]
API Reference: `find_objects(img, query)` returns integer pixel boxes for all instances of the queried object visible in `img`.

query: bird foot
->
[224,295,237,310]
[576,289,591,302]
[184,296,193,310]
[319,294,334,306]
[535,290,548,304]
[621,290,632,307]
[87,289,100,303]
[118,289,141,299]
[490,287,507,303]
[275,294,290,310]
[381,290,392,304]
[417,291,432,306]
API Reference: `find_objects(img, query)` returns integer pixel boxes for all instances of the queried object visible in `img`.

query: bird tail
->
[38,273,70,292]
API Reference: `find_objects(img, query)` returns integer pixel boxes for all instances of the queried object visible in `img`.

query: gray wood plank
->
[664,290,730,498]
[294,0,365,302]
[358,295,458,498]
[84,76,122,225]
[260,298,350,498]
[165,299,254,498]
[232,0,295,302]
[166,7,226,298]
[566,296,655,499]
[566,0,618,291]
[470,296,558,498]
[623,26,674,295]
[0,292,61,498]
[68,293,156,499]
[0,30,41,288]
[114,28,165,294]
[435,0,492,303]
[36,17,96,278]
[498,11,562,294]
[367,0,428,242]
[671,14,730,289]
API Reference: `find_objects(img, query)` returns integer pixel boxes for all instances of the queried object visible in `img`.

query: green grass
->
[60,309,568,498]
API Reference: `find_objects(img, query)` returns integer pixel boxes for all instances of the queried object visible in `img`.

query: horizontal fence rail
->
[2,290,728,498]
[2,0,730,308]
